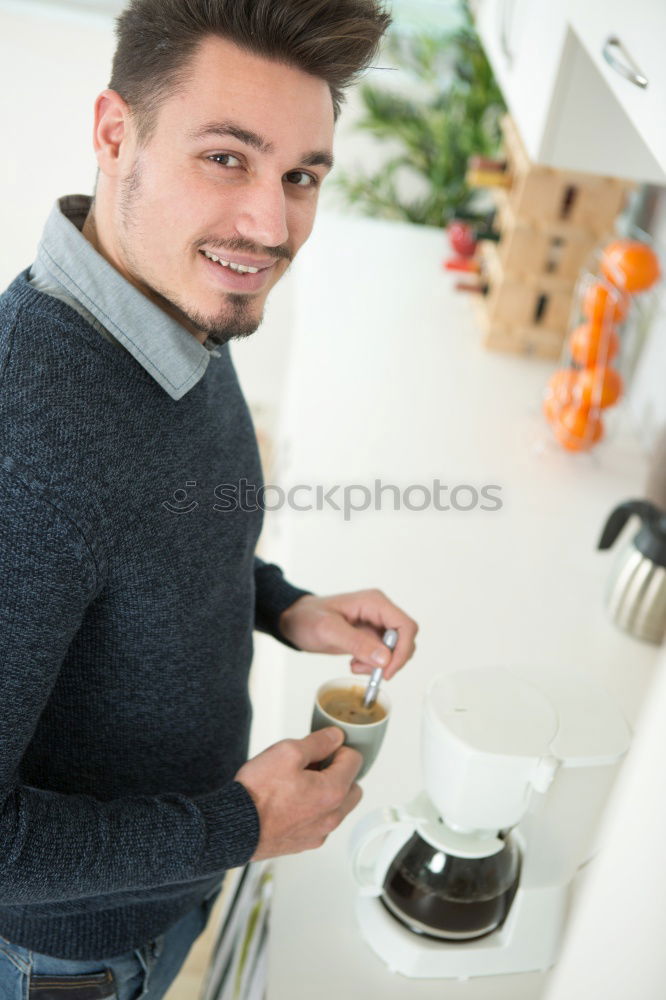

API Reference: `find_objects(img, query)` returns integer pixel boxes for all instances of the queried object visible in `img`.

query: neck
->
[80,201,207,345]
[81,203,101,254]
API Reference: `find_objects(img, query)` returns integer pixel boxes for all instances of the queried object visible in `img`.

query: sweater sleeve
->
[253,555,312,649]
[0,471,259,906]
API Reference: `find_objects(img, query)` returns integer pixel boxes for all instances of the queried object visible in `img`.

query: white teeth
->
[228,262,259,274]
[203,250,259,274]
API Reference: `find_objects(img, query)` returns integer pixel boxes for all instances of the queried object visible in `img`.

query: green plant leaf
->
[334,0,506,227]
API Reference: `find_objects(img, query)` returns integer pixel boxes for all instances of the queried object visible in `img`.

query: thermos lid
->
[599,499,666,569]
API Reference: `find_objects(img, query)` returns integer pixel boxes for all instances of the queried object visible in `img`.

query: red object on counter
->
[444,257,482,274]
[447,220,477,258]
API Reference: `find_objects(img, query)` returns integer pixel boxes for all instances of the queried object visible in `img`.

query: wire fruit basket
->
[541,227,662,455]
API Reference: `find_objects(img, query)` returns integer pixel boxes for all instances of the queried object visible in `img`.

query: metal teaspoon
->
[362,628,399,708]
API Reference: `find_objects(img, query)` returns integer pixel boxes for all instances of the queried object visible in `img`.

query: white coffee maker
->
[349,666,631,979]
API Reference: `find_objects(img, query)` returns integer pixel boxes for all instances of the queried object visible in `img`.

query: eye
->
[285,171,318,188]
[208,153,243,168]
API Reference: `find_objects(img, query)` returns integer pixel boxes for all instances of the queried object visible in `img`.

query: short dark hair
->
[109,0,392,147]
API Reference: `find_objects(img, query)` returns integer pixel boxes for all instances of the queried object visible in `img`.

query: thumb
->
[301,726,345,766]
[331,619,391,669]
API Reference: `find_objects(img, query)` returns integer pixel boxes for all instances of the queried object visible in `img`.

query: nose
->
[233,177,289,251]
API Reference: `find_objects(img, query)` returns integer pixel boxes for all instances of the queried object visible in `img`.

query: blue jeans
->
[0,887,221,1000]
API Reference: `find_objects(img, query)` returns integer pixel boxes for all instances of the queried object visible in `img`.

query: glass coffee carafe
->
[380,829,521,941]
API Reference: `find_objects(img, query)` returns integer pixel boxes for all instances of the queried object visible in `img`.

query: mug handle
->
[349,806,415,897]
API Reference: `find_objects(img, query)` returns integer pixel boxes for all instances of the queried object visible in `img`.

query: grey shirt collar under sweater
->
[29,194,222,401]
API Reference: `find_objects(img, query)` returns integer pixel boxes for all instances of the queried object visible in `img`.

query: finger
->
[303,781,363,848]
[383,627,417,679]
[299,726,345,767]
[373,613,417,678]
[325,744,364,787]
[350,657,373,675]
[323,617,394,670]
[337,780,363,821]
[348,624,388,674]
[331,590,419,680]
[356,595,417,680]
[349,630,416,679]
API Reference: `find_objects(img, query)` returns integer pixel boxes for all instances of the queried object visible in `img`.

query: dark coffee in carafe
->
[381,832,520,941]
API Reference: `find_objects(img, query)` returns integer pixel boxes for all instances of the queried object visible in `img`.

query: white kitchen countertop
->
[249,211,661,1000]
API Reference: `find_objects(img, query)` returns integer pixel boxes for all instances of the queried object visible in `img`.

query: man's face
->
[106,36,335,346]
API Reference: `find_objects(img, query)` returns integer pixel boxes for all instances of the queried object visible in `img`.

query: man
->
[0,1,417,996]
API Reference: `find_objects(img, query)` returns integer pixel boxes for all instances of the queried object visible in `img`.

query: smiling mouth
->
[199,249,278,293]
[200,249,276,274]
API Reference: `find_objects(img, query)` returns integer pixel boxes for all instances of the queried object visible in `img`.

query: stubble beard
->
[117,157,269,348]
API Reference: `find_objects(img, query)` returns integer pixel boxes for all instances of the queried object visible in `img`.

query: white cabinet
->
[473,1,570,161]
[567,2,666,175]
[474,0,666,184]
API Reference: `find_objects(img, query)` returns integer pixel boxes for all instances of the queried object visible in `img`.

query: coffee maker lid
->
[428,667,631,765]
[428,668,558,757]
[508,665,631,765]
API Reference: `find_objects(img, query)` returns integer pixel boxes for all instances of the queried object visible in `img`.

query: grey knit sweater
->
[0,268,309,959]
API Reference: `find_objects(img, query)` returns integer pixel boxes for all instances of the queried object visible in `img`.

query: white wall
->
[543,645,666,1000]
[0,3,113,285]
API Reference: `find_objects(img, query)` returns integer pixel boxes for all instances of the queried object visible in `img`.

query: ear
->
[91,88,134,177]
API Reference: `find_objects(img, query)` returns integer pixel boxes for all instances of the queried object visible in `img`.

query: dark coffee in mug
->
[319,685,387,725]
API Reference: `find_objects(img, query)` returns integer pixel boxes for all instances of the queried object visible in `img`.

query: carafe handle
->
[349,806,415,897]
[598,499,662,549]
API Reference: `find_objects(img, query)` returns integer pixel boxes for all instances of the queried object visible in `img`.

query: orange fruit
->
[600,239,660,293]
[553,403,604,451]
[576,366,623,409]
[542,369,580,423]
[543,396,560,423]
[582,281,630,325]
[553,404,604,452]
[569,322,620,367]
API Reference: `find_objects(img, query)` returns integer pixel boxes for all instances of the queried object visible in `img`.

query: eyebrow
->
[187,120,334,171]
